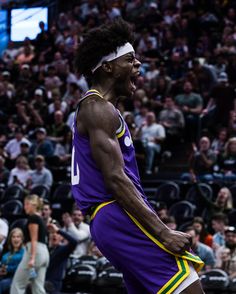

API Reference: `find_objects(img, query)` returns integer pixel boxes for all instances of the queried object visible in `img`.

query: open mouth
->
[129,71,140,90]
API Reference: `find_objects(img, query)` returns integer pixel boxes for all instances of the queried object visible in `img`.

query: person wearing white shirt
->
[0,217,9,254]
[62,208,90,258]
[138,112,165,174]
[8,156,31,187]
[4,128,31,160]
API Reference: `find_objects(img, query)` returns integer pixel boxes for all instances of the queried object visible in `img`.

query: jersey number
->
[71,146,80,185]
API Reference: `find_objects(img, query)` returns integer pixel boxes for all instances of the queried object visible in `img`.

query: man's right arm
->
[79,98,191,254]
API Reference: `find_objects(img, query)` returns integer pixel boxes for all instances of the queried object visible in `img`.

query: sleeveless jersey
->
[71,89,147,215]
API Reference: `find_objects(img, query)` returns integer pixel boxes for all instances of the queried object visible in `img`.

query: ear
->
[101,61,112,73]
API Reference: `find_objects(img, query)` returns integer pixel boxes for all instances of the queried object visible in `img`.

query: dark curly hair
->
[74,18,135,79]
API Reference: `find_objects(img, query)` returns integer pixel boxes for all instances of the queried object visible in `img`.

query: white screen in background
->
[11,7,48,42]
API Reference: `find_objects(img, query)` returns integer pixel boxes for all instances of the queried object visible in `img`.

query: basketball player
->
[71,19,204,293]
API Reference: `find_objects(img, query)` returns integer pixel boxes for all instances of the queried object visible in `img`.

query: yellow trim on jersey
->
[90,201,204,293]
[90,200,116,220]
[83,89,104,100]
[126,211,204,273]
[116,127,126,138]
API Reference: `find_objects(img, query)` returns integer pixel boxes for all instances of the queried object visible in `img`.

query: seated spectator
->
[30,128,54,159]
[211,213,228,249]
[4,127,31,161]
[53,130,72,166]
[0,156,9,186]
[159,96,185,150]
[216,226,236,279]
[136,112,165,174]
[47,110,71,143]
[27,155,53,189]
[184,226,215,272]
[175,80,203,142]
[192,216,213,248]
[211,127,228,155]
[0,215,9,255]
[0,228,24,294]
[181,136,216,182]
[196,185,233,222]
[42,200,56,226]
[45,222,78,293]
[19,141,34,168]
[8,155,31,187]
[214,137,236,182]
[62,208,91,258]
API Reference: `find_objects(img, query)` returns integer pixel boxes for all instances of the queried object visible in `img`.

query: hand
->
[62,212,73,227]
[47,223,59,234]
[160,229,192,255]
[28,257,35,268]
[0,265,7,276]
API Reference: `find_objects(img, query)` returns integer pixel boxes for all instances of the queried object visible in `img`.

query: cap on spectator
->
[34,88,43,96]
[2,71,10,77]
[36,127,47,135]
[22,64,30,70]
[20,141,30,147]
[35,155,45,162]
[218,72,228,82]
[149,2,158,9]
[225,226,236,234]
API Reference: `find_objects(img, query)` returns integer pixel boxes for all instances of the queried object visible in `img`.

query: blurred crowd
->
[1,0,236,293]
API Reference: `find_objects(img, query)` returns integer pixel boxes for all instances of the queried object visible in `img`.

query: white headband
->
[91,42,135,73]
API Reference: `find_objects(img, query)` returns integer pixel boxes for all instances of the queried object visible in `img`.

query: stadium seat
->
[10,218,28,231]
[168,200,195,225]
[1,184,24,203]
[200,269,229,292]
[30,184,50,199]
[154,181,180,207]
[51,184,74,217]
[1,199,23,216]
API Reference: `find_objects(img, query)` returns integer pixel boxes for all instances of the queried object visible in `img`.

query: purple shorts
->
[90,201,204,294]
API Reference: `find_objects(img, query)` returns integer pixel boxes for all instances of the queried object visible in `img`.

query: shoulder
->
[28,214,41,223]
[78,96,120,133]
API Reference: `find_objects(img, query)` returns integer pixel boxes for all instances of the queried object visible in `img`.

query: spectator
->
[47,110,70,143]
[211,213,228,249]
[11,194,49,294]
[154,201,169,220]
[137,112,165,174]
[159,96,185,150]
[175,80,203,142]
[192,216,213,248]
[30,128,54,158]
[214,137,236,182]
[181,136,216,182]
[4,127,31,161]
[27,155,53,189]
[0,228,24,294]
[62,208,90,258]
[184,226,215,272]
[8,155,32,187]
[211,127,228,155]
[0,155,9,186]
[162,216,177,230]
[53,130,72,166]
[45,222,78,293]
[0,215,9,255]
[216,226,236,278]
[42,200,55,226]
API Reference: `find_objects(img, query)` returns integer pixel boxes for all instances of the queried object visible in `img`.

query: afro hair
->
[74,18,135,79]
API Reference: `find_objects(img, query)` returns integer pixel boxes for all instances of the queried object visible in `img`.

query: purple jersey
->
[71,89,146,215]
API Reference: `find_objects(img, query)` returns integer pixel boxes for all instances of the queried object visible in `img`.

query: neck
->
[92,80,118,106]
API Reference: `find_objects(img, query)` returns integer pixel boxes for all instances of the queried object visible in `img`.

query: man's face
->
[186,229,199,247]
[49,231,62,247]
[72,209,84,226]
[183,81,192,94]
[42,204,51,219]
[225,232,236,249]
[211,220,224,233]
[112,52,141,96]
